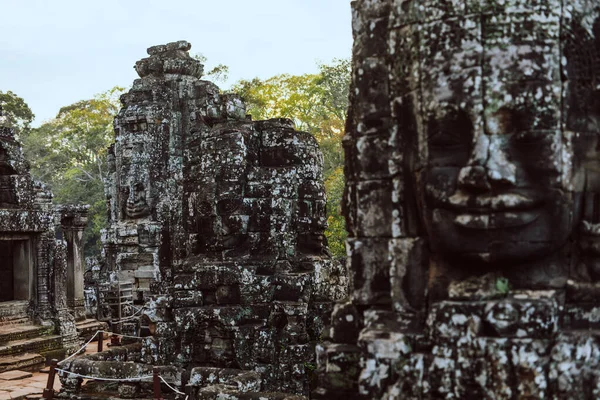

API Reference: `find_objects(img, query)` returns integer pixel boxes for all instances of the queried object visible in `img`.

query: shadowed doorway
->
[0,238,32,302]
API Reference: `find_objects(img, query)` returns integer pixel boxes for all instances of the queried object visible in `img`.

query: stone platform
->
[0,303,60,374]
[0,303,107,375]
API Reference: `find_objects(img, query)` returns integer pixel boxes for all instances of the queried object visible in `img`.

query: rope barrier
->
[103,330,146,340]
[112,305,145,323]
[125,303,144,313]
[58,331,100,365]
[160,376,189,400]
[58,329,147,366]
[45,329,187,400]
[55,368,153,382]
[113,314,142,323]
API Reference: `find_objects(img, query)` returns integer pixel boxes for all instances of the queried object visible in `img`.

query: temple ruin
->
[314,0,600,399]
[44,1,600,398]
[0,108,98,374]
[58,41,347,399]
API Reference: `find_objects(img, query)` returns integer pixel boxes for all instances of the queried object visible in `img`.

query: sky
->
[0,0,352,126]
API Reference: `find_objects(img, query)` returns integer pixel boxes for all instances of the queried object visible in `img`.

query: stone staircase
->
[0,302,109,374]
[76,319,108,342]
[0,301,61,373]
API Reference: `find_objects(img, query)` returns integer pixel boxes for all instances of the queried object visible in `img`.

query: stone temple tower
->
[95,41,348,396]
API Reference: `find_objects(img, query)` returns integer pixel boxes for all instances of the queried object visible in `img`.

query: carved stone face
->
[124,181,150,219]
[409,14,598,264]
[118,138,151,220]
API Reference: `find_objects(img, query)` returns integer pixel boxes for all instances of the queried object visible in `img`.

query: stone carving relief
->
[314,1,600,399]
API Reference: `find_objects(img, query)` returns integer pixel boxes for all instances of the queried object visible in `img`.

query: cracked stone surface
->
[314,1,600,399]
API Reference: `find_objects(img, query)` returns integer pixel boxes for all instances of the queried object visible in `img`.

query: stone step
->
[0,301,30,325]
[0,370,33,380]
[75,319,108,342]
[0,336,63,358]
[0,325,54,345]
[0,353,45,373]
[0,318,31,327]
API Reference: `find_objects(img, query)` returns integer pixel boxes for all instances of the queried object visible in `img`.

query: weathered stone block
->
[347,238,392,304]
[321,344,362,392]
[356,179,394,237]
[427,301,484,338]
[329,302,362,344]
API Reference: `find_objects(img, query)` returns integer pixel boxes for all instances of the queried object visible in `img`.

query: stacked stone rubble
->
[93,41,348,398]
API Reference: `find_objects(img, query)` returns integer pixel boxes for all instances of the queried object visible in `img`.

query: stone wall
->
[0,109,87,352]
[315,1,600,399]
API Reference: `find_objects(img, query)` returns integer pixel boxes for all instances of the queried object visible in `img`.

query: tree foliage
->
[232,59,350,257]
[192,53,230,83]
[324,165,346,258]
[21,87,124,257]
[0,90,35,134]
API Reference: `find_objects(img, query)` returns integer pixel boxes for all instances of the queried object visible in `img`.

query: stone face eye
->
[511,130,549,145]
[427,110,473,151]
[486,107,530,136]
[426,112,473,166]
[428,133,467,149]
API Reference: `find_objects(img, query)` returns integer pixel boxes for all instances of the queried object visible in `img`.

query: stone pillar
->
[60,205,89,321]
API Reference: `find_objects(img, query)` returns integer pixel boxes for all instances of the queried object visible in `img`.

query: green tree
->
[22,87,124,257]
[192,53,230,83]
[325,166,346,258]
[232,59,351,257]
[0,91,35,134]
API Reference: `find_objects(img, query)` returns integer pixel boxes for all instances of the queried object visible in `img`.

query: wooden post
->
[185,383,193,400]
[42,359,58,400]
[110,333,122,346]
[97,332,104,352]
[117,282,123,338]
[153,367,162,400]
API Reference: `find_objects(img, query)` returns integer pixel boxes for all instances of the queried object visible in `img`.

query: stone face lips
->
[98,41,348,397]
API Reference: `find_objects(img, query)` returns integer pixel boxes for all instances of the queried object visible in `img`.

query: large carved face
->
[118,135,151,220]
[407,8,600,264]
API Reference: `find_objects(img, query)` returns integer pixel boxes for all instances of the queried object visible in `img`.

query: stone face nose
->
[458,165,491,192]
[458,134,490,192]
[485,137,516,186]
[457,134,516,192]
[127,184,136,204]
